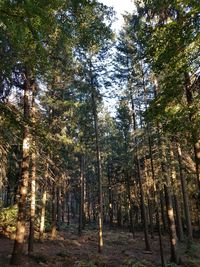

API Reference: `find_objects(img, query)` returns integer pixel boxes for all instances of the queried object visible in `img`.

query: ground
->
[0,225,200,267]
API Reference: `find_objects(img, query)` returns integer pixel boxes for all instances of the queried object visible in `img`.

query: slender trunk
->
[164,185,179,263]
[156,209,166,267]
[28,84,37,253]
[177,142,193,242]
[117,196,122,227]
[126,174,135,237]
[91,68,103,253]
[11,72,30,265]
[131,96,150,251]
[169,141,184,242]
[174,194,184,242]
[39,163,48,239]
[160,140,179,264]
[51,184,57,239]
[67,193,70,225]
[39,187,47,240]
[108,165,113,228]
[160,190,167,232]
[147,196,154,239]
[79,154,84,236]
[57,185,62,231]
[184,72,200,192]
[28,148,36,253]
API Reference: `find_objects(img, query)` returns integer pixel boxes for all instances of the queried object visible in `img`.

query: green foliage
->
[0,205,18,234]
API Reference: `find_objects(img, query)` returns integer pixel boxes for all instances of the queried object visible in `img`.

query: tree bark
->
[11,71,30,265]
[78,154,84,236]
[51,183,57,239]
[90,64,103,253]
[28,148,36,253]
[131,95,150,251]
[176,142,193,242]
[28,83,37,253]
[160,140,179,263]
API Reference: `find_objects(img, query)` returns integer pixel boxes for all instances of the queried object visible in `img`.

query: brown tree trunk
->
[160,190,167,232]
[90,66,103,253]
[156,208,166,267]
[39,163,48,240]
[184,72,200,192]
[39,186,47,240]
[169,141,184,242]
[78,154,84,236]
[160,140,179,263]
[57,185,62,231]
[11,72,30,265]
[108,164,113,228]
[177,142,193,242]
[131,95,150,251]
[51,183,57,239]
[174,194,184,242]
[28,148,36,253]
[126,173,135,238]
[28,83,37,253]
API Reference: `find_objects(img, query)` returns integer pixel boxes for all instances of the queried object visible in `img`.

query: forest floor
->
[0,224,200,267]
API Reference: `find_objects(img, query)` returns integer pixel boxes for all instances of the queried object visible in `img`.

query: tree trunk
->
[127,174,135,237]
[160,140,179,264]
[28,83,37,254]
[177,142,193,242]
[156,209,166,267]
[184,72,200,192]
[57,185,62,231]
[91,70,103,253]
[28,148,36,253]
[174,194,184,242]
[131,95,150,251]
[39,186,47,240]
[160,190,167,233]
[11,72,30,265]
[107,163,113,228]
[78,154,84,236]
[169,141,184,242]
[51,183,57,239]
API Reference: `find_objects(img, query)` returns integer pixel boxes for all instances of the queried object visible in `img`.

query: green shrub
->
[0,205,18,236]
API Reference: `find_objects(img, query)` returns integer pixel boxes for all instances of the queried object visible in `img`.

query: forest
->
[0,0,200,266]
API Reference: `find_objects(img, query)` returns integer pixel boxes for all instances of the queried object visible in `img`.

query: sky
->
[99,0,136,31]
[98,1,136,114]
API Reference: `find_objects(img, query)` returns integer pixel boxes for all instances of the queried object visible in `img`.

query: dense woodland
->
[0,0,200,266]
